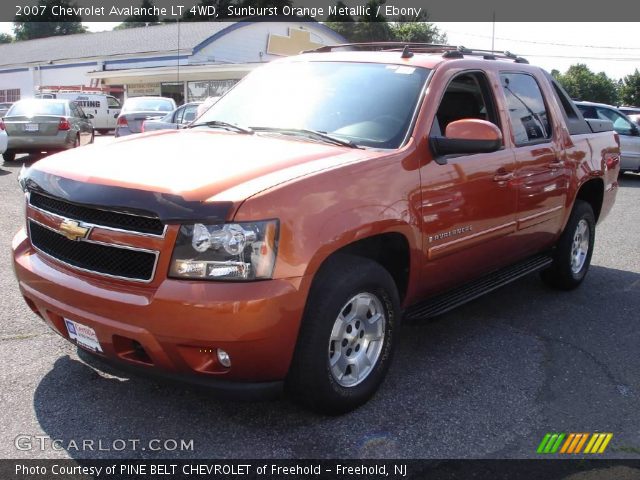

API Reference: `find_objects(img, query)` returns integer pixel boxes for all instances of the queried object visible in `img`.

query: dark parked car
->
[2,99,94,162]
[115,96,176,137]
[142,102,202,132]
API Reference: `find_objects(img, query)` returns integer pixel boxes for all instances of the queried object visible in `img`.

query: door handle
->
[548,160,564,170]
[493,170,514,182]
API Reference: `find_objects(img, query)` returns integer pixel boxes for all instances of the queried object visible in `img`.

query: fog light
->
[217,348,231,367]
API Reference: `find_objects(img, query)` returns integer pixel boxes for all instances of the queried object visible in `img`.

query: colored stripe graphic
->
[538,433,613,454]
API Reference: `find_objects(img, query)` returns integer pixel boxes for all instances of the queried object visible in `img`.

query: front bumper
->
[13,228,309,386]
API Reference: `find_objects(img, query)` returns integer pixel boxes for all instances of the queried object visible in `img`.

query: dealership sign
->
[127,83,161,97]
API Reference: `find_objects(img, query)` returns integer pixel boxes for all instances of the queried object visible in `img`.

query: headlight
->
[169,220,278,281]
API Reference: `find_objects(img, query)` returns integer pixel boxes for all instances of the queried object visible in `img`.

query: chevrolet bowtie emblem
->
[58,220,90,241]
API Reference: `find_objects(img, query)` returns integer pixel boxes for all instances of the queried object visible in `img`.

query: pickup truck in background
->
[12,44,620,414]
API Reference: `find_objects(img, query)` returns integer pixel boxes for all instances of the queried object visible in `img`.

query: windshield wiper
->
[250,127,361,149]
[188,120,254,134]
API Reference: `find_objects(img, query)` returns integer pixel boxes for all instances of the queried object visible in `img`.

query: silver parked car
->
[0,126,7,155]
[0,102,13,118]
[2,99,94,162]
[142,101,202,132]
[115,96,176,137]
[576,101,640,173]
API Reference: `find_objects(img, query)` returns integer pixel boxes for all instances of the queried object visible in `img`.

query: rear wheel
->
[73,134,80,148]
[541,200,595,290]
[97,129,110,135]
[286,254,400,414]
[2,150,15,162]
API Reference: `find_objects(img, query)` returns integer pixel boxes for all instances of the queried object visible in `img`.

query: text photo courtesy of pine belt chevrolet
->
[1,98,95,162]
[12,44,620,414]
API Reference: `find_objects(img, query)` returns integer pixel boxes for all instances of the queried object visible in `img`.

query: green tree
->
[0,33,13,44]
[390,22,446,43]
[114,0,161,30]
[327,2,444,44]
[13,0,86,41]
[620,69,640,106]
[554,64,619,105]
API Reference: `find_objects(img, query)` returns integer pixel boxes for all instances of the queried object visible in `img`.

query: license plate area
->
[64,318,103,352]
[23,123,39,132]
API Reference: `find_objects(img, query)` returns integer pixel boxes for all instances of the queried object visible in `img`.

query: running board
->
[404,253,553,320]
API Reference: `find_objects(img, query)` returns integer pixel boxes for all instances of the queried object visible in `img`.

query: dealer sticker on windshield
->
[64,318,103,353]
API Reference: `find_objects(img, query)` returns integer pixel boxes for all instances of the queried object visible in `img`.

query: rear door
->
[500,72,568,254]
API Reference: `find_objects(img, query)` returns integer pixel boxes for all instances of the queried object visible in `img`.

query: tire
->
[97,129,110,135]
[286,254,400,414]
[89,130,95,144]
[541,200,595,290]
[73,135,80,148]
[2,150,15,162]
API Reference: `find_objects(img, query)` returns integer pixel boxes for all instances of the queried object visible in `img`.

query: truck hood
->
[31,129,378,202]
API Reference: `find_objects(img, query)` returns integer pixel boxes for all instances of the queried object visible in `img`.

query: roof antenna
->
[401,45,413,58]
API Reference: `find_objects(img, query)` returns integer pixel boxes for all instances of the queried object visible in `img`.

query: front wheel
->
[2,150,16,162]
[286,254,400,414]
[541,200,595,290]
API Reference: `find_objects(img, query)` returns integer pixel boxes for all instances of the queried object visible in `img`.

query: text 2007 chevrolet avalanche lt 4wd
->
[13,44,620,414]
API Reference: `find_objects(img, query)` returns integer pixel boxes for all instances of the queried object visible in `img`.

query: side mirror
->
[631,125,640,136]
[431,119,503,162]
[85,113,94,119]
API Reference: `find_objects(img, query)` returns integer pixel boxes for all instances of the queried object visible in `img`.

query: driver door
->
[418,71,519,296]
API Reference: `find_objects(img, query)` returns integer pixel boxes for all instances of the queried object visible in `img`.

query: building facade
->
[0,21,345,105]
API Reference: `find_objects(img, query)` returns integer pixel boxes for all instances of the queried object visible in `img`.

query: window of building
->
[0,89,20,103]
[500,73,551,145]
[187,80,238,102]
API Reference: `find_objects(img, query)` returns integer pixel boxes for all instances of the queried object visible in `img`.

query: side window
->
[183,105,198,123]
[501,73,551,145]
[70,102,82,118]
[174,106,185,124]
[577,105,597,119]
[432,71,500,136]
[596,108,635,136]
[107,96,121,108]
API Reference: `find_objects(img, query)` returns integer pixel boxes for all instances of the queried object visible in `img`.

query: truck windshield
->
[196,61,430,149]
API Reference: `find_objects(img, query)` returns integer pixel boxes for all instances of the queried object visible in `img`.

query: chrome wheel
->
[328,292,386,387]
[570,219,590,274]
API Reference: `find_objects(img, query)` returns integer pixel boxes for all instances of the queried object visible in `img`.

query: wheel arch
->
[574,177,604,223]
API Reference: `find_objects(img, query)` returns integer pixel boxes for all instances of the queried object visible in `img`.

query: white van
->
[37,91,121,134]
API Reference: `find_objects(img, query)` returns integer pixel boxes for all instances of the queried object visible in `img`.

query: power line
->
[447,30,640,50]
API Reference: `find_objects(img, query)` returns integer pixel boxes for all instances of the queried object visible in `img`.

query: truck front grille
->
[29,192,165,236]
[29,221,157,282]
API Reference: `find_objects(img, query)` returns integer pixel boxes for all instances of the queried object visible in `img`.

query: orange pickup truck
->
[13,44,620,414]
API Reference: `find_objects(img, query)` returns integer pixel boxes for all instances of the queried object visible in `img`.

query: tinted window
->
[107,96,121,108]
[197,61,430,149]
[433,71,500,136]
[501,73,551,145]
[8,100,66,116]
[596,107,635,135]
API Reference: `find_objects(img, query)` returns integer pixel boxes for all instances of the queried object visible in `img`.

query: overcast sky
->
[0,22,638,79]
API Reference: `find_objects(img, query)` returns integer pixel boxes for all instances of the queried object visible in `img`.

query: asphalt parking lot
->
[0,136,639,460]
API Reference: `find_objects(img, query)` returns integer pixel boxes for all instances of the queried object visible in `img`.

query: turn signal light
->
[0,119,5,131]
[57,118,71,131]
